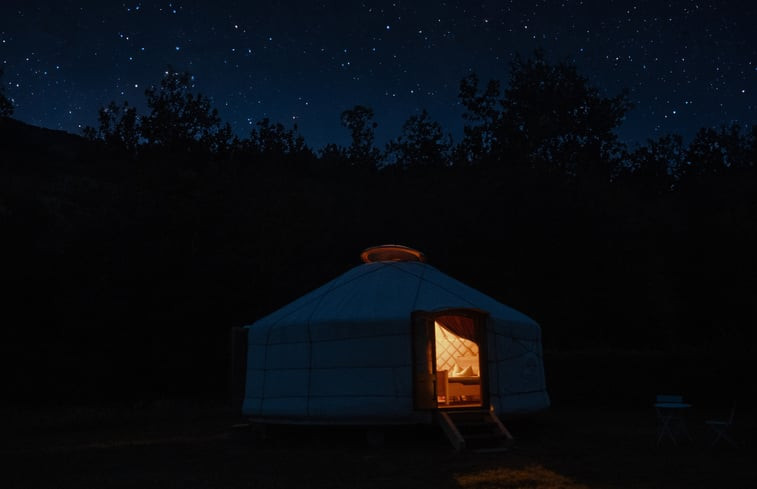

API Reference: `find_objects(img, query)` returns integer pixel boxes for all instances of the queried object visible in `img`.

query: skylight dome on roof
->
[360,244,426,263]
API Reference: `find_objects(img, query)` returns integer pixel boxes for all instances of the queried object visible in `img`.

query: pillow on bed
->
[451,365,475,377]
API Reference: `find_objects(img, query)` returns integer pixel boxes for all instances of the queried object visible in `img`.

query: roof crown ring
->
[360,244,426,263]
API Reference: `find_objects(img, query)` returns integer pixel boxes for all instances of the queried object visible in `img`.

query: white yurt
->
[239,245,549,424]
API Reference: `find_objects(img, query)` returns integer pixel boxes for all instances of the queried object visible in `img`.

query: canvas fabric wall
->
[242,260,549,421]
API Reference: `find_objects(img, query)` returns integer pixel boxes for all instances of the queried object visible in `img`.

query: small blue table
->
[655,402,692,445]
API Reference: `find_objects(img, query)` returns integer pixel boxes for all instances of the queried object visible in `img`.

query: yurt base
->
[235,406,512,452]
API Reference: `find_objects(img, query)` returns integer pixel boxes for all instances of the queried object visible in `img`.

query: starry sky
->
[2,1,756,151]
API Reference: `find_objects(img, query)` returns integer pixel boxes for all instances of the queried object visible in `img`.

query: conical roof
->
[251,259,538,338]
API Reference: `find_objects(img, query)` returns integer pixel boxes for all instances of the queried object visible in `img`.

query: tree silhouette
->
[140,67,231,154]
[387,109,451,169]
[680,124,753,182]
[0,68,14,117]
[622,134,684,194]
[246,118,309,159]
[318,143,348,170]
[457,73,501,164]
[82,101,139,157]
[502,50,632,180]
[340,105,381,168]
[459,50,632,181]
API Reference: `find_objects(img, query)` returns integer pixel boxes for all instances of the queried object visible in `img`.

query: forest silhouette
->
[1,52,755,405]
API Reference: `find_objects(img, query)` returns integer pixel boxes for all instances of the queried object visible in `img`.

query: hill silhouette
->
[1,117,88,164]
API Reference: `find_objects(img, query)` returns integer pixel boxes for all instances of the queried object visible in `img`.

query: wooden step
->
[437,406,513,451]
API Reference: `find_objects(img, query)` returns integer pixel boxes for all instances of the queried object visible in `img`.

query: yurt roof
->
[249,250,538,334]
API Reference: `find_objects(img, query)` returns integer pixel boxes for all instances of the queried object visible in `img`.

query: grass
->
[1,402,754,489]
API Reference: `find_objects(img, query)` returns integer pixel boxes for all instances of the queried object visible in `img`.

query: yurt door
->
[411,312,438,409]
[412,309,490,410]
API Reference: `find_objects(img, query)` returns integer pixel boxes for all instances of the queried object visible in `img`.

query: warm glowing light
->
[434,321,481,407]
[456,465,590,489]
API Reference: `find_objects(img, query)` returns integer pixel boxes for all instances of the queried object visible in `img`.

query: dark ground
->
[2,401,754,489]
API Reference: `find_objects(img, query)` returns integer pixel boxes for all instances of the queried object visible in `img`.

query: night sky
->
[2,1,756,150]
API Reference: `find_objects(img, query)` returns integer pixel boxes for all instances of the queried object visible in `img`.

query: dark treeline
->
[1,53,755,404]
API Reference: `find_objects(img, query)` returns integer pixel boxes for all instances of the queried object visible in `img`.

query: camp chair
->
[705,407,737,447]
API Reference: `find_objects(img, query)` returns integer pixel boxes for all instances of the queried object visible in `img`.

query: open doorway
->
[412,309,488,410]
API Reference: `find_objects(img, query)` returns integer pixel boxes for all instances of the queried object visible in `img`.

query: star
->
[0,1,754,149]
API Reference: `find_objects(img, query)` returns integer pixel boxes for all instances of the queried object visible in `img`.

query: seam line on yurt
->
[252,267,378,415]
[250,331,408,346]
[261,264,387,327]
[402,261,426,310]
[401,263,538,326]
[258,318,274,414]
[416,275,479,308]
[246,393,407,400]
[250,264,401,416]
[387,261,480,309]
[303,275,344,417]
[500,388,545,396]
[246,363,410,372]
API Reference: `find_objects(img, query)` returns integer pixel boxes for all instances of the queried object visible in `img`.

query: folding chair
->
[705,407,736,447]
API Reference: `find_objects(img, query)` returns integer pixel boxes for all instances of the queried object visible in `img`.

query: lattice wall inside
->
[434,322,479,373]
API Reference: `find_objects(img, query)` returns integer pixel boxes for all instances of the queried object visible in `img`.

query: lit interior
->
[434,321,482,407]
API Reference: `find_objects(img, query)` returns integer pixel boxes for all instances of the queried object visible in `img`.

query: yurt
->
[236,245,549,425]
